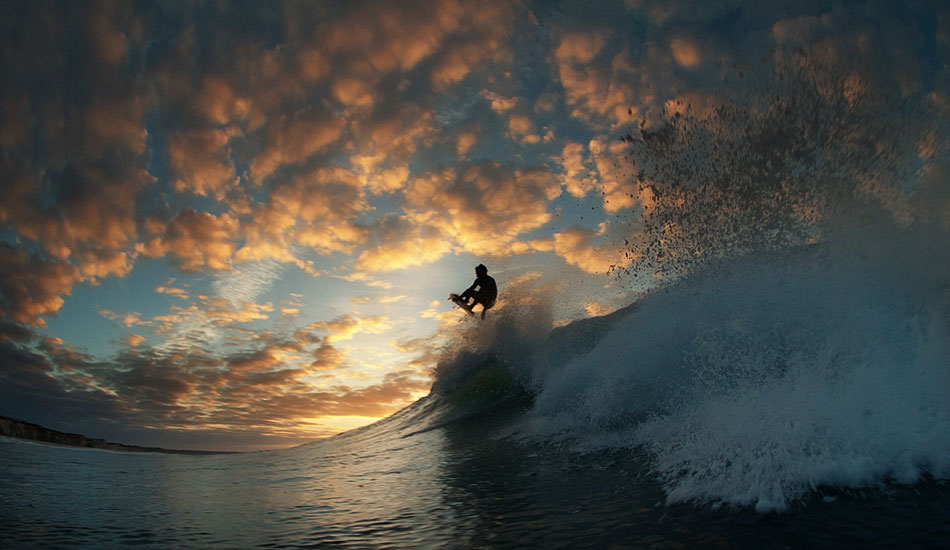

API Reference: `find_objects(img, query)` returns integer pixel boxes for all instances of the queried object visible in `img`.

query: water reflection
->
[3,402,950,549]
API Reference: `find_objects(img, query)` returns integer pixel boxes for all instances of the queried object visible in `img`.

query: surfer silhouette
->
[449,264,497,319]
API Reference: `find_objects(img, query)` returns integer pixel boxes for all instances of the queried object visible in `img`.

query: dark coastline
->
[0,415,236,455]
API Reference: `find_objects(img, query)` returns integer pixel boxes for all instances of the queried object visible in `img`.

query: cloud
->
[138,210,239,271]
[0,310,432,448]
[309,343,347,371]
[553,224,633,274]
[481,90,519,112]
[508,114,541,144]
[239,166,370,262]
[314,1,459,75]
[249,108,345,183]
[258,368,431,420]
[203,299,274,326]
[0,320,37,345]
[211,260,283,307]
[361,164,410,195]
[155,280,189,300]
[553,29,641,125]
[332,76,376,109]
[84,96,148,155]
[0,94,30,148]
[457,131,478,156]
[588,136,637,213]
[306,314,393,343]
[0,161,151,261]
[356,218,454,272]
[556,31,608,65]
[557,136,638,213]
[168,128,239,199]
[100,309,147,328]
[191,76,252,126]
[559,141,598,197]
[427,3,518,88]
[0,244,81,326]
[124,333,147,347]
[670,37,701,68]
[400,161,560,259]
[0,334,126,431]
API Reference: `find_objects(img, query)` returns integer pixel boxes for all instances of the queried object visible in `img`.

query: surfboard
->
[448,293,474,315]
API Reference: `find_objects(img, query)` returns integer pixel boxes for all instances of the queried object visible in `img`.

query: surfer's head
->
[475,264,488,276]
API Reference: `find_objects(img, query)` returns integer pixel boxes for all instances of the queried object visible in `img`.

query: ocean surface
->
[3,228,950,548]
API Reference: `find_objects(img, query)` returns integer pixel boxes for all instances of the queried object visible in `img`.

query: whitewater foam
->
[517,221,950,511]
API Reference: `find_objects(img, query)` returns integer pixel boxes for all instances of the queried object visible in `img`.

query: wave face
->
[519,226,950,511]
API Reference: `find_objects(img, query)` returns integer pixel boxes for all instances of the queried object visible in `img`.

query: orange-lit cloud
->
[0,245,80,326]
[0,161,150,261]
[192,76,251,126]
[124,333,147,347]
[356,221,454,272]
[168,128,239,199]
[155,279,189,300]
[307,314,393,343]
[100,309,147,328]
[559,141,598,197]
[554,30,637,124]
[203,299,274,325]
[670,37,701,68]
[238,166,370,263]
[508,114,541,144]
[400,162,560,259]
[553,224,633,274]
[429,6,516,88]
[482,90,519,112]
[309,343,347,371]
[138,210,239,271]
[250,109,345,183]
[457,131,478,156]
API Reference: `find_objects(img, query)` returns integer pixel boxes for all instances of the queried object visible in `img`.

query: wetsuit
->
[460,274,497,310]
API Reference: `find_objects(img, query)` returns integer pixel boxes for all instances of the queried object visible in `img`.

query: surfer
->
[450,264,497,319]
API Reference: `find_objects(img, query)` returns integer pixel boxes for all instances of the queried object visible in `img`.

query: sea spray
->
[523,50,950,510]
[430,297,555,395]
[523,221,950,511]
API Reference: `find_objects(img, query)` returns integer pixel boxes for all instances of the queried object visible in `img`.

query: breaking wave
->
[525,223,950,511]
[430,216,950,512]
[430,56,950,511]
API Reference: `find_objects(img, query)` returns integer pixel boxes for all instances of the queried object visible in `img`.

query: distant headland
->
[0,415,236,455]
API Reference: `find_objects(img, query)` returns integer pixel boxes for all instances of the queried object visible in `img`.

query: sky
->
[0,0,946,451]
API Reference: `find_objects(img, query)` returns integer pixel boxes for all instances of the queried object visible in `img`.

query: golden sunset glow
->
[1,0,944,452]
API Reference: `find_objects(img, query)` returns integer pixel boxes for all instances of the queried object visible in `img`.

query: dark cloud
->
[0,244,80,325]
[0,319,37,344]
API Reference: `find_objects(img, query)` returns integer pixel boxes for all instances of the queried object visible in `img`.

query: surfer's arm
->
[459,280,479,300]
